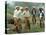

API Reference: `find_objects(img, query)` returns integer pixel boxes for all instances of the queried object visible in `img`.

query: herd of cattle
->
[7,6,45,33]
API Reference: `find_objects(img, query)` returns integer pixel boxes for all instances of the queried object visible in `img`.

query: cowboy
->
[13,6,21,33]
[17,7,24,32]
[39,8,44,28]
[24,7,30,32]
[31,8,36,24]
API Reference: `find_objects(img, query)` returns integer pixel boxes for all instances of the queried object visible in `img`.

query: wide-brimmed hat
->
[24,7,29,10]
[20,7,23,9]
[15,6,20,9]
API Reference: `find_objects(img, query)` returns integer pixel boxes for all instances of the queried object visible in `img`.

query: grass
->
[6,14,45,34]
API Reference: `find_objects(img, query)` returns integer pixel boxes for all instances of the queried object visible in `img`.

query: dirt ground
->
[6,16,45,34]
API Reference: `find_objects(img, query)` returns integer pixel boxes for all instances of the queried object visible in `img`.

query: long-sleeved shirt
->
[24,11,30,17]
[13,10,21,18]
[18,11,25,19]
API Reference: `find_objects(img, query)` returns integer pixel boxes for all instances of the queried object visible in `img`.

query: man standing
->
[18,7,25,32]
[24,7,30,32]
[39,8,44,28]
[31,8,36,24]
[13,6,21,33]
